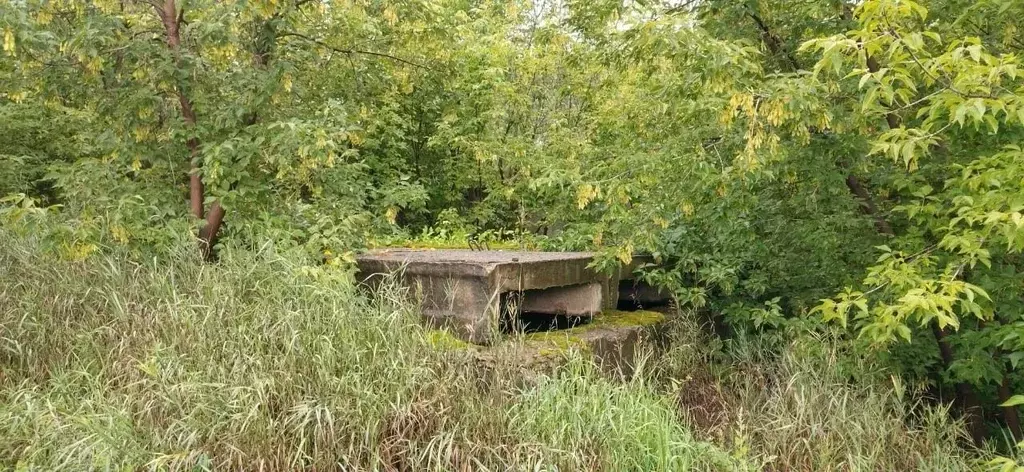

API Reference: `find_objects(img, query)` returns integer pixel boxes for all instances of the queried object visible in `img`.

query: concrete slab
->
[357,249,620,344]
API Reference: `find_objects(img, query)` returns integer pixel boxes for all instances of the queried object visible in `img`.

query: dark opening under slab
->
[498,282,602,334]
[616,279,672,311]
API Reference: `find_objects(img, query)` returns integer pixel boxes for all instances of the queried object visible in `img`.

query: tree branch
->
[744,7,801,72]
[278,31,433,70]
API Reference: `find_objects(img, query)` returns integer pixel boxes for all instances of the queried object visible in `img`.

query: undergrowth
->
[661,318,990,471]
[0,229,993,470]
[0,230,735,471]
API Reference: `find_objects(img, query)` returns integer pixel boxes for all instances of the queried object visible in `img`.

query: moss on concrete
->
[525,331,589,352]
[589,309,666,328]
[426,329,473,350]
[522,309,666,354]
[427,310,667,355]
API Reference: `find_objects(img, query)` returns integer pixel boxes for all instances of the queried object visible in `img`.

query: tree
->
[802,0,1024,442]
[0,0,440,260]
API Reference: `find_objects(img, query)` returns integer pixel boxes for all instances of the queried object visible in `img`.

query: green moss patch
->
[525,331,590,352]
[589,309,666,328]
[522,310,667,354]
[426,329,473,350]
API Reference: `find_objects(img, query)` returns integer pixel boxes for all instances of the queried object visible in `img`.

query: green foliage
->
[793,0,1024,414]
[5,0,1024,459]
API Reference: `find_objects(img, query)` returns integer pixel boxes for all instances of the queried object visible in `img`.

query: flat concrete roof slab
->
[357,249,600,291]
[358,248,594,267]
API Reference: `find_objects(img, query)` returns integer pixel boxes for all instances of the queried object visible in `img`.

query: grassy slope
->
[0,231,987,471]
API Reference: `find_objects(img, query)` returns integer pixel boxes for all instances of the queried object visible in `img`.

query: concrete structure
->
[521,308,672,377]
[357,249,633,344]
[441,308,673,379]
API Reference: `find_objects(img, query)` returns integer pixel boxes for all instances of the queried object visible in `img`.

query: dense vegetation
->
[3,0,1024,469]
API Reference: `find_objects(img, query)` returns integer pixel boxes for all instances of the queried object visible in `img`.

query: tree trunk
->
[852,8,989,441]
[932,323,987,446]
[977,318,1023,441]
[999,372,1023,442]
[199,202,225,260]
[864,56,902,131]
[156,1,205,221]
[155,0,225,259]
[844,174,894,235]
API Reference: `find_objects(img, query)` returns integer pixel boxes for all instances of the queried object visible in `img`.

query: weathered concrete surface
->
[519,282,603,316]
[445,309,673,379]
[521,309,670,377]
[357,248,668,344]
[357,249,604,290]
[357,249,619,344]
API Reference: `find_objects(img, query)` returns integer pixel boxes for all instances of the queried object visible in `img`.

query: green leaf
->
[896,324,912,343]
[1001,395,1024,407]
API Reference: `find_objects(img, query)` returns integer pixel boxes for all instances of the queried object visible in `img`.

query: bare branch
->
[278,31,434,71]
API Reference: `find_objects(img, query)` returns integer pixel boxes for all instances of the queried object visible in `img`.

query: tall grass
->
[664,324,988,471]
[0,230,737,471]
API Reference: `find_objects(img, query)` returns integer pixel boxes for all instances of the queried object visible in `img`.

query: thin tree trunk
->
[865,56,902,131]
[156,1,205,221]
[999,372,1023,441]
[844,174,894,235]
[932,323,988,445]
[156,0,219,256]
[857,10,987,443]
[199,201,225,259]
[980,319,1024,442]
[745,7,800,71]
[840,1,989,446]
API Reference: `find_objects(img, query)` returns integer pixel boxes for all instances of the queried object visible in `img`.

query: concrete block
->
[356,249,622,344]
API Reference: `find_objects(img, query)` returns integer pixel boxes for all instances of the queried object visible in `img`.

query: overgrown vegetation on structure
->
[4,0,1024,469]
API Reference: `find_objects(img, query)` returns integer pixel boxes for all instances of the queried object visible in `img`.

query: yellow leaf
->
[348,132,364,146]
[385,206,398,224]
[576,184,597,209]
[617,243,634,265]
[2,29,14,55]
